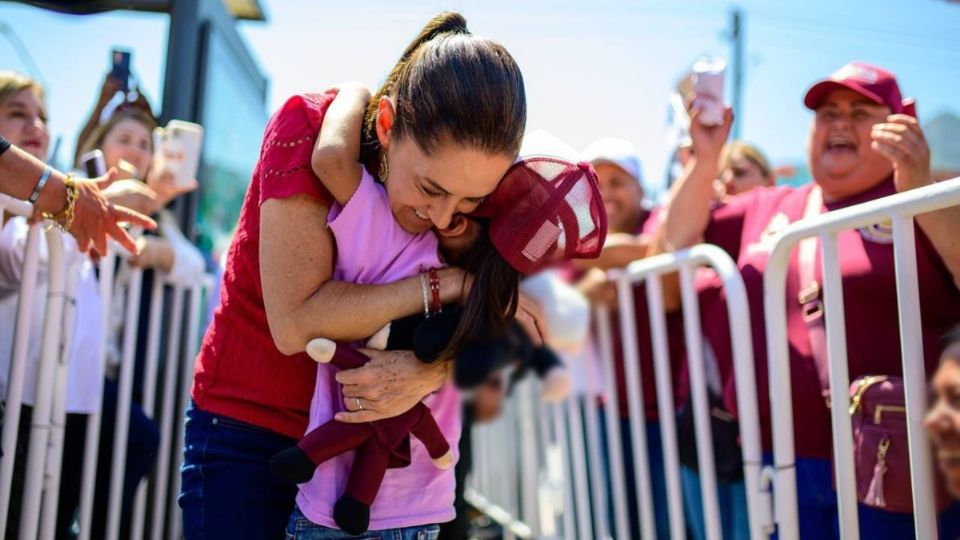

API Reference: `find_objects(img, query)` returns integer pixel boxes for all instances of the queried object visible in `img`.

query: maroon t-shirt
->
[191,92,336,439]
[699,178,960,459]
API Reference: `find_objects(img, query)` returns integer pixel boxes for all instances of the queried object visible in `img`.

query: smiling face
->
[380,130,514,235]
[594,162,644,234]
[101,117,154,178]
[719,154,772,197]
[807,88,894,201]
[0,87,49,161]
[926,346,960,497]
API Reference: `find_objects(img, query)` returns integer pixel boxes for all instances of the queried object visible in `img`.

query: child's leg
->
[269,421,371,484]
[334,441,392,534]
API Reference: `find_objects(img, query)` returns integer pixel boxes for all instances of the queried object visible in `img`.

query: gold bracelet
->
[42,174,78,232]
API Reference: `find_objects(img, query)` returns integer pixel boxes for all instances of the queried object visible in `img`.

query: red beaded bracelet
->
[428,268,442,315]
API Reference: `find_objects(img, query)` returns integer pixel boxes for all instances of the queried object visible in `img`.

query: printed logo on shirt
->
[745,212,791,256]
[858,219,894,244]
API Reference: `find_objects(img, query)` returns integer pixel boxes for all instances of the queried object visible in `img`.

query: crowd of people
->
[2,9,960,540]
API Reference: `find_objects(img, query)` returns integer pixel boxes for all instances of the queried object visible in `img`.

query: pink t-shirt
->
[296,168,460,529]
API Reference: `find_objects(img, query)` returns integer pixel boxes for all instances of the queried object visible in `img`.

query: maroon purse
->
[848,375,950,513]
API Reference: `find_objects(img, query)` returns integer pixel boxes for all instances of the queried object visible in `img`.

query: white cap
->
[582,137,642,182]
[520,270,590,355]
[520,129,582,161]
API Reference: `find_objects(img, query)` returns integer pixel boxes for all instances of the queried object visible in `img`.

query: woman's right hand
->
[70,168,157,255]
[688,97,733,163]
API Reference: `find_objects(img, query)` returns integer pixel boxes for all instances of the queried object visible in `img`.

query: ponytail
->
[361,12,470,167]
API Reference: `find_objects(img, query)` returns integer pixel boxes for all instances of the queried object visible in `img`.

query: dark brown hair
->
[360,12,526,167]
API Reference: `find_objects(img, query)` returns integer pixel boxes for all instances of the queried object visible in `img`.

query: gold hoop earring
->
[379,152,389,183]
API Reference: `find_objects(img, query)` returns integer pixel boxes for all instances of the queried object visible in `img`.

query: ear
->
[375,96,396,150]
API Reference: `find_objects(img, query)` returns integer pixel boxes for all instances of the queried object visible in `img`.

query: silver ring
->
[355,397,364,411]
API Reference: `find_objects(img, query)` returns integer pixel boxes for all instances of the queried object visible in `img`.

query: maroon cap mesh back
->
[473,157,607,275]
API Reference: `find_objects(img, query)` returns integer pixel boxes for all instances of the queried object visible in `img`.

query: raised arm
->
[311,83,371,205]
[873,114,960,288]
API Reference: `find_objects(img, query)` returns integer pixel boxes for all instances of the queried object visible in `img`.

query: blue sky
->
[2,0,958,195]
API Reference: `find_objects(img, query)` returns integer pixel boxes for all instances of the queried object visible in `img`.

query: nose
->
[925,402,951,437]
[428,199,459,230]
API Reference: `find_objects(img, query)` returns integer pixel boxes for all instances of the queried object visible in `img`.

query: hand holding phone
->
[152,120,204,192]
[110,49,132,93]
[691,57,726,127]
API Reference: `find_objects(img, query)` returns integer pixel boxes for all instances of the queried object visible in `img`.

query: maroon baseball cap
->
[472,157,607,275]
[804,61,907,114]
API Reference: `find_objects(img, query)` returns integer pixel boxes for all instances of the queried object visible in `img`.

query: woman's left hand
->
[872,114,931,192]
[334,349,448,423]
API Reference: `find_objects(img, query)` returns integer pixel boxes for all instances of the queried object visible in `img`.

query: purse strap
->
[796,185,832,402]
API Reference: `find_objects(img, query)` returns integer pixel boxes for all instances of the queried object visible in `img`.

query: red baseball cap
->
[473,157,607,275]
[804,61,907,114]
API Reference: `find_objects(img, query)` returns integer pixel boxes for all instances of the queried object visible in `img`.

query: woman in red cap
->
[659,61,960,538]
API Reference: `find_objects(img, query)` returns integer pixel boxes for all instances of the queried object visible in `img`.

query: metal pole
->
[615,273,657,540]
[77,249,116,540]
[646,276,687,540]
[40,258,81,540]
[595,306,631,540]
[820,234,860,539]
[106,265,144,540]
[18,226,67,540]
[0,216,40,539]
[150,287,185,540]
[891,215,937,539]
[130,275,166,540]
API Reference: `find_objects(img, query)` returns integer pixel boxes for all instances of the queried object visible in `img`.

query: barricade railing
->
[763,176,960,540]
[1,191,214,540]
[468,243,768,540]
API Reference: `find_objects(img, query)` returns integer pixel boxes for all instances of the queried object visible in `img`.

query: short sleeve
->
[258,92,337,206]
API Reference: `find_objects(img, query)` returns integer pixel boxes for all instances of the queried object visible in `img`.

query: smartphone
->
[110,49,132,93]
[79,149,106,178]
[691,57,726,127]
[153,120,204,189]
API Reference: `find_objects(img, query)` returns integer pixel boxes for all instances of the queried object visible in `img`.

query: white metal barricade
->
[1,192,214,540]
[467,243,767,540]
[764,176,960,540]
[608,244,768,540]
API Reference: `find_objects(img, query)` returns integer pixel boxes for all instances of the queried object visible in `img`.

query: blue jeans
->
[179,402,300,540]
[783,456,960,540]
[286,506,440,540]
[679,465,750,540]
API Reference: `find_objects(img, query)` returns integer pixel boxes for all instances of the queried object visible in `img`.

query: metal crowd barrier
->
[467,244,767,540]
[0,191,213,540]
[763,176,960,540]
